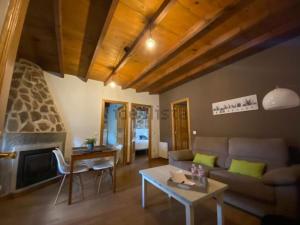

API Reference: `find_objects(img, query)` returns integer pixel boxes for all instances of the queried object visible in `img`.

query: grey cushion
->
[169,160,193,172]
[168,150,194,161]
[263,165,300,186]
[226,138,288,171]
[192,137,228,168]
[210,170,275,203]
[169,160,223,176]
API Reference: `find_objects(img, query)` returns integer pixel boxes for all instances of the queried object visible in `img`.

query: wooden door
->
[172,102,190,150]
[117,106,126,145]
[131,107,137,161]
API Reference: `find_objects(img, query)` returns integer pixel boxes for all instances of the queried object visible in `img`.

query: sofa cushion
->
[226,138,288,172]
[170,160,193,172]
[169,160,222,176]
[228,159,266,179]
[192,137,228,168]
[210,170,275,203]
[169,150,194,161]
[193,153,216,167]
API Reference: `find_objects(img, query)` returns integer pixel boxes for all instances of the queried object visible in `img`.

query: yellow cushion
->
[193,153,216,167]
[229,159,265,179]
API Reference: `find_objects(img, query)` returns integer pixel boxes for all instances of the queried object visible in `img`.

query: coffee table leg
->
[185,204,195,225]
[142,176,147,208]
[216,193,224,225]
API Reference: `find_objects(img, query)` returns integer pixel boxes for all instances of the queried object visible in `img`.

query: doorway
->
[171,98,191,151]
[130,104,152,162]
[100,100,128,165]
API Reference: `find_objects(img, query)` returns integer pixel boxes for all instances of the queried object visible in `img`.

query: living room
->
[0,1,299,225]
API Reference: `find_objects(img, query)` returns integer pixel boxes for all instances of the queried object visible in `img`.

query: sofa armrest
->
[262,165,300,186]
[168,150,194,161]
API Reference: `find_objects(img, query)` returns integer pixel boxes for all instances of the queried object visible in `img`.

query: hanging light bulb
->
[146,25,156,49]
[109,81,116,88]
[146,37,156,49]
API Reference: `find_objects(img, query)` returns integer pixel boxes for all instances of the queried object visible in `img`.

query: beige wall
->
[45,73,160,159]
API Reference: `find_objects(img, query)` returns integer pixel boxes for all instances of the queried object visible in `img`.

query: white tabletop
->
[139,165,228,206]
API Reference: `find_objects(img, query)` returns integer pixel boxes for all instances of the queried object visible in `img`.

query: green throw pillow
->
[229,159,265,179]
[193,153,216,167]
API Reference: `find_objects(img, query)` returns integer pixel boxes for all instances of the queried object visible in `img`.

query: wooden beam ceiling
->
[17,0,300,94]
[151,17,300,94]
[76,0,118,79]
[17,0,63,74]
[84,0,119,81]
[53,0,64,77]
[139,7,270,92]
[124,0,244,89]
[103,0,176,85]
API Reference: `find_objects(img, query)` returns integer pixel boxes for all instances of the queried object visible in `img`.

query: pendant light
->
[262,87,300,110]
[146,24,156,49]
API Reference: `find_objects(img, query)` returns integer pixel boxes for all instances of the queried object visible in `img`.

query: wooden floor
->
[0,156,260,225]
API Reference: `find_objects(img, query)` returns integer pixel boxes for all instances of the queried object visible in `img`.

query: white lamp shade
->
[262,88,300,110]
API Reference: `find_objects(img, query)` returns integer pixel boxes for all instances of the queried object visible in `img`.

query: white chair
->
[92,145,122,194]
[53,148,89,205]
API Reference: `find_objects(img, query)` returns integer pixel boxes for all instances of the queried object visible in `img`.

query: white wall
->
[44,73,160,159]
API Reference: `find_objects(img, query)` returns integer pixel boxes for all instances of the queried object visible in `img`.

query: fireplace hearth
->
[16,147,57,189]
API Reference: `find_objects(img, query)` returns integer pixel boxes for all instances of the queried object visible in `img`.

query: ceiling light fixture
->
[109,81,116,88]
[262,87,300,110]
[146,25,156,49]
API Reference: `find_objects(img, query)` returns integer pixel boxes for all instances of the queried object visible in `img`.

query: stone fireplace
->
[0,59,66,195]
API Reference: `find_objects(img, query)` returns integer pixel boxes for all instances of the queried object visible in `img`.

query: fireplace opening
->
[16,147,58,189]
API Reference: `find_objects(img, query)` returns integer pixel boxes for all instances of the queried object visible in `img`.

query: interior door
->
[131,107,137,161]
[173,102,189,150]
[117,106,126,145]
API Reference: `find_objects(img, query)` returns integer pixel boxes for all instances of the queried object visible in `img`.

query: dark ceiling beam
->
[79,0,119,81]
[142,7,270,92]
[53,0,64,78]
[151,19,300,94]
[104,0,176,85]
[125,0,244,90]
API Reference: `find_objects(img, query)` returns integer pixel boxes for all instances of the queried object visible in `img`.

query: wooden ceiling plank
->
[125,0,244,89]
[104,0,176,85]
[82,0,119,81]
[151,19,300,94]
[53,0,64,77]
[141,7,270,92]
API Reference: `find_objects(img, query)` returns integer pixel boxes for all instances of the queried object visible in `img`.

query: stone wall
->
[5,59,65,133]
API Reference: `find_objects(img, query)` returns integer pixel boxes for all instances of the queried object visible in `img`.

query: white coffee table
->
[139,165,228,225]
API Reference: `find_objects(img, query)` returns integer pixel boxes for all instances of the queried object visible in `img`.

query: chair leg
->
[97,170,104,194]
[78,174,84,200]
[109,168,113,180]
[54,174,66,205]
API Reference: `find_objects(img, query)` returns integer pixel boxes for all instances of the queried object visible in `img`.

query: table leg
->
[216,193,224,225]
[68,157,74,205]
[185,204,195,225]
[113,152,116,193]
[142,176,147,208]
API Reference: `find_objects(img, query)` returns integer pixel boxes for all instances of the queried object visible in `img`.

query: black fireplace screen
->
[16,147,57,189]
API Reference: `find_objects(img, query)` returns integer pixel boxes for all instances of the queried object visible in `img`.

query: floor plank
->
[0,156,260,225]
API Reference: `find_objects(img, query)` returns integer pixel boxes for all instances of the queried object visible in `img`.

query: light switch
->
[192,130,197,135]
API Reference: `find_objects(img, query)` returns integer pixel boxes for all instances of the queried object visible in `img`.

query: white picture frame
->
[212,94,259,115]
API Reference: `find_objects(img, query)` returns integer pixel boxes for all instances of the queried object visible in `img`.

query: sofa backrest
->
[193,137,228,168]
[226,138,289,171]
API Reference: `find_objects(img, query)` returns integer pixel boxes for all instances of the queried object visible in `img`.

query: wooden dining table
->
[68,145,117,205]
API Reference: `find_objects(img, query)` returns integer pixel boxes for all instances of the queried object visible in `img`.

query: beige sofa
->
[168,137,300,219]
